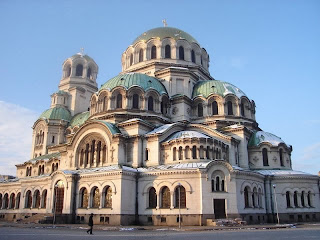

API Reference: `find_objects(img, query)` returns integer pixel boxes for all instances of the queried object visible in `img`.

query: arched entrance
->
[53,180,64,214]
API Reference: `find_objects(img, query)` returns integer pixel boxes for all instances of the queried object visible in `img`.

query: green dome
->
[248,131,289,148]
[132,27,199,45]
[100,73,168,95]
[69,111,90,128]
[192,80,247,99]
[39,107,72,121]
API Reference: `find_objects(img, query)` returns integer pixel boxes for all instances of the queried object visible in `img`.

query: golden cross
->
[162,19,168,27]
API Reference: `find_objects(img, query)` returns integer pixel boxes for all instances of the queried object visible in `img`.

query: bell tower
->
[58,51,98,116]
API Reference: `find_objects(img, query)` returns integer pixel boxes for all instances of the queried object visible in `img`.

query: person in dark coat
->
[87,213,94,234]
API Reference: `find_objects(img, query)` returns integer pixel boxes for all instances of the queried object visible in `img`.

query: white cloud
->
[293,142,320,175]
[0,101,38,176]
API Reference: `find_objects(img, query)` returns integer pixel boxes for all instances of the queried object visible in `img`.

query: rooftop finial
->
[80,47,84,55]
[162,19,167,27]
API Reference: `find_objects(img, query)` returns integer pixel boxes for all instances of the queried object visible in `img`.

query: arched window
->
[104,186,112,208]
[244,186,250,208]
[211,179,215,192]
[279,149,284,167]
[192,146,197,159]
[198,103,203,117]
[179,46,184,60]
[286,191,291,207]
[66,65,71,77]
[0,194,2,209]
[116,94,122,108]
[173,147,177,161]
[139,49,144,62]
[199,146,204,159]
[175,185,186,208]
[301,191,305,207]
[3,193,8,209]
[241,102,245,117]
[206,146,210,159]
[79,188,88,208]
[25,190,32,208]
[34,190,40,208]
[252,188,257,207]
[132,94,139,109]
[148,96,154,111]
[151,45,157,59]
[41,190,47,208]
[258,189,262,208]
[294,191,298,207]
[87,67,92,79]
[16,192,21,209]
[9,193,15,209]
[76,64,83,76]
[262,148,269,166]
[55,163,58,170]
[178,146,183,160]
[92,187,100,208]
[165,45,171,58]
[191,50,196,63]
[216,176,220,191]
[185,146,190,159]
[130,53,133,66]
[161,187,170,208]
[148,187,157,208]
[85,143,89,167]
[96,141,101,165]
[212,101,218,115]
[307,191,312,207]
[227,101,233,115]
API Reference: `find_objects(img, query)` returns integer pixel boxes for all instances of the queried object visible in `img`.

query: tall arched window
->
[179,46,184,60]
[92,187,100,208]
[34,190,40,208]
[294,191,298,207]
[96,141,101,165]
[148,96,154,111]
[286,191,291,207]
[25,190,32,208]
[301,191,305,207]
[191,50,196,63]
[307,191,312,207]
[212,101,218,115]
[199,146,204,159]
[3,193,8,209]
[148,187,157,208]
[262,148,269,166]
[116,94,122,108]
[185,146,190,159]
[244,186,250,208]
[9,193,15,209]
[151,45,157,59]
[80,188,88,208]
[16,192,21,209]
[165,45,171,58]
[0,194,2,209]
[132,94,139,109]
[216,176,220,191]
[241,102,245,117]
[252,188,257,207]
[279,149,284,166]
[227,101,233,115]
[66,65,71,77]
[173,147,177,161]
[161,187,170,208]
[139,49,144,62]
[198,103,203,117]
[76,64,83,76]
[130,53,133,66]
[178,146,183,160]
[192,146,197,159]
[175,185,186,208]
[104,186,112,208]
[206,146,210,159]
[41,190,47,208]
[87,67,92,78]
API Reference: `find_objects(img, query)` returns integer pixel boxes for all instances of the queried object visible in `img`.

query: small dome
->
[248,131,289,147]
[192,80,247,99]
[39,107,72,121]
[70,52,95,62]
[165,130,211,142]
[132,27,199,45]
[100,73,168,95]
[69,111,90,128]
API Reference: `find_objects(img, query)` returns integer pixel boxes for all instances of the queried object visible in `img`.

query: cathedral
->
[0,26,319,226]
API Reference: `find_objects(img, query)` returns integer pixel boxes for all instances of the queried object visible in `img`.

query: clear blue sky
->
[0,0,319,175]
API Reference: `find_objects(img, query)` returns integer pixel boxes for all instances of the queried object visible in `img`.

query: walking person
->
[87,213,94,235]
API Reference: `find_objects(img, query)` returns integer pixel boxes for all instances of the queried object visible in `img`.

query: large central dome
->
[132,27,199,45]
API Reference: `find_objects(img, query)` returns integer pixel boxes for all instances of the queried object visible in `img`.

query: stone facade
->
[0,26,319,226]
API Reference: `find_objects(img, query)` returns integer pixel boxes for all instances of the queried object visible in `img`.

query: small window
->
[179,46,184,60]
[76,64,83,76]
[116,94,122,108]
[191,50,195,63]
[132,94,139,109]
[192,146,197,159]
[148,96,154,111]
[241,102,245,117]
[262,148,269,166]
[227,101,233,115]
[66,66,71,77]
[151,45,157,59]
[173,147,177,161]
[52,136,55,144]
[87,67,92,78]
[279,149,284,166]
[198,103,203,117]
[139,49,143,62]
[130,53,133,66]
[286,191,291,208]
[148,187,157,208]
[212,101,218,115]
[165,45,171,58]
